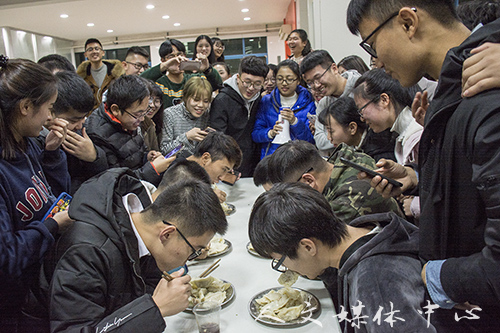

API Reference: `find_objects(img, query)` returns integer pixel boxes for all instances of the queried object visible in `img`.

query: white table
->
[163,178,341,332]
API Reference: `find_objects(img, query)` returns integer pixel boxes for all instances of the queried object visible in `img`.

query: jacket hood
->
[340,70,361,98]
[270,84,314,113]
[77,59,125,79]
[338,212,419,277]
[224,74,261,106]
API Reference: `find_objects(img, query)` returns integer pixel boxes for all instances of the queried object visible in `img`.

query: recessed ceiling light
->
[107,29,114,33]
[244,17,251,21]
[174,23,181,27]
[146,4,155,9]
[87,23,94,27]
[60,14,68,18]
[162,15,170,19]
[241,8,249,12]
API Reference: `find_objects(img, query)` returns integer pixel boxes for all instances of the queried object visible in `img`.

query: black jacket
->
[209,84,260,177]
[86,104,162,186]
[36,168,164,332]
[419,18,500,328]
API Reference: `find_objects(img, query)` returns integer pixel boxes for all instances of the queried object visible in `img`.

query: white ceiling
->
[0,0,290,42]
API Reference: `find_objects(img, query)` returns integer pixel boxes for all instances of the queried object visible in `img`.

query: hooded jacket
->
[209,74,261,177]
[76,60,125,110]
[252,84,316,158]
[418,18,500,319]
[37,168,165,332]
[337,213,435,333]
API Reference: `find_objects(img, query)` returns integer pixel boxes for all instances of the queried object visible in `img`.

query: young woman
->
[338,55,370,75]
[0,56,72,330]
[261,63,277,97]
[141,80,164,151]
[192,35,216,65]
[211,37,225,62]
[286,29,312,64]
[161,76,213,155]
[252,60,316,159]
[213,62,230,82]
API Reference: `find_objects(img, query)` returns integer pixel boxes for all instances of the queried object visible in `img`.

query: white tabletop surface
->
[163,178,341,333]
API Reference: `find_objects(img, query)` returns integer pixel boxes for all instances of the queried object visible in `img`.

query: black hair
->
[211,37,225,62]
[192,35,216,64]
[338,55,370,74]
[239,55,269,78]
[52,71,94,116]
[159,39,186,59]
[213,62,230,76]
[249,182,348,259]
[0,57,57,159]
[353,68,412,114]
[276,59,300,78]
[457,0,500,30]
[347,0,459,36]
[267,140,328,184]
[267,63,278,76]
[253,155,271,187]
[146,80,164,138]
[126,46,150,60]
[106,75,149,112]
[84,38,102,50]
[318,96,367,132]
[144,179,227,237]
[300,50,335,76]
[193,132,242,168]
[157,159,211,193]
[287,29,313,57]
[37,54,75,73]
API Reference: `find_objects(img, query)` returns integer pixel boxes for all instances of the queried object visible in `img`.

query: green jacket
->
[323,143,403,223]
[141,64,222,109]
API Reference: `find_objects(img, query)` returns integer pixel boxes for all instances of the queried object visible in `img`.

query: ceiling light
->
[241,8,249,12]
[244,17,251,21]
[107,29,114,33]
[174,23,181,27]
[146,4,155,9]
[162,15,170,19]
[87,23,94,27]
[60,14,68,18]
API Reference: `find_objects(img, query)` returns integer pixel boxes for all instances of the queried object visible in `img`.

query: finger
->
[469,42,491,55]
[463,78,496,98]
[82,127,89,138]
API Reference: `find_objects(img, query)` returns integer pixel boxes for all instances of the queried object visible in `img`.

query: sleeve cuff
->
[425,260,457,309]
[44,217,59,236]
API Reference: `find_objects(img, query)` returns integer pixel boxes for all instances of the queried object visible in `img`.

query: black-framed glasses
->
[297,167,313,182]
[277,77,298,85]
[85,46,102,53]
[238,76,263,90]
[357,96,380,117]
[126,61,149,71]
[271,255,287,272]
[162,221,204,261]
[306,66,330,89]
[122,108,149,120]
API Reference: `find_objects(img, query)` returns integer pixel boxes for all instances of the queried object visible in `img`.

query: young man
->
[141,39,222,108]
[267,140,402,223]
[37,170,227,332]
[122,46,150,76]
[86,75,172,186]
[77,38,124,109]
[249,182,435,332]
[209,55,268,177]
[347,1,500,330]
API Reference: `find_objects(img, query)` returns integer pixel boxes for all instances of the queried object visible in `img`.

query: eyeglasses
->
[264,78,276,84]
[277,77,298,85]
[306,66,330,89]
[271,255,287,273]
[239,77,263,90]
[85,46,102,53]
[126,61,149,71]
[359,8,416,58]
[122,108,149,120]
[163,221,204,261]
[297,167,313,182]
[357,96,380,117]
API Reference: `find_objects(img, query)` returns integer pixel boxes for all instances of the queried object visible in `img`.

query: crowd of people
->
[2,0,500,331]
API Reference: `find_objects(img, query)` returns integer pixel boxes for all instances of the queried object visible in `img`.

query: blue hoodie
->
[252,85,316,159]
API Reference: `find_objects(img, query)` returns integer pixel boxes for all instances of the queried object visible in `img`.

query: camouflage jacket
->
[323,143,403,223]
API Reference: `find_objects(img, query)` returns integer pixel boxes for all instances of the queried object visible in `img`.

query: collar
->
[122,193,150,258]
[104,104,135,134]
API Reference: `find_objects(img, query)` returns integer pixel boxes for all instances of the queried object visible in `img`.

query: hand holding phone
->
[179,60,201,72]
[165,144,184,158]
[340,157,403,187]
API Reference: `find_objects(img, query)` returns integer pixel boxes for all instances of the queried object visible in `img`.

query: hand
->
[196,244,211,260]
[160,54,188,72]
[400,195,414,217]
[411,91,428,127]
[45,118,69,151]
[214,188,227,203]
[151,155,176,174]
[462,42,500,97]
[52,210,74,234]
[186,128,208,142]
[195,53,210,72]
[152,268,192,317]
[147,150,163,162]
[358,158,418,198]
[280,108,296,124]
[269,121,283,138]
[309,121,316,135]
[62,128,97,162]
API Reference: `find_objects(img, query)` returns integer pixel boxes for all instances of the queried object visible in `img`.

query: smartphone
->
[339,157,403,187]
[221,170,239,186]
[204,127,216,133]
[179,60,201,72]
[307,113,317,121]
[43,192,72,220]
[165,144,184,158]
